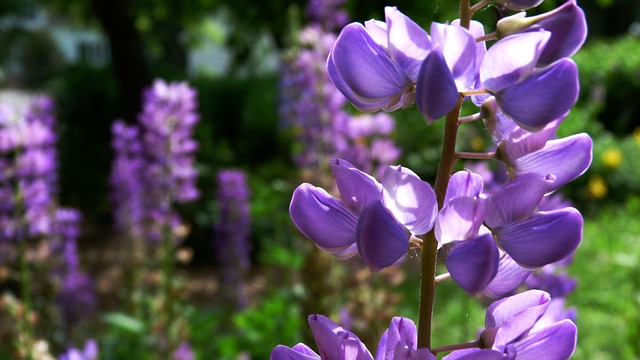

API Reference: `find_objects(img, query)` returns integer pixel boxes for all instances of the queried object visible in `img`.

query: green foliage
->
[573,35,640,135]
[569,197,640,359]
[188,287,304,360]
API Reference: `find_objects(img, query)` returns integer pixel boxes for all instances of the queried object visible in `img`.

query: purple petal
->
[331,23,409,99]
[446,234,500,293]
[444,170,484,205]
[435,196,487,246]
[483,252,533,298]
[513,133,593,190]
[327,57,391,112]
[532,298,576,330]
[485,175,555,228]
[443,349,506,360]
[357,201,410,272]
[331,159,382,213]
[501,117,562,159]
[480,32,549,93]
[308,314,374,360]
[485,290,551,346]
[415,49,459,123]
[385,7,431,82]
[375,317,419,360]
[382,165,437,235]
[531,0,588,66]
[496,58,579,131]
[496,208,583,268]
[430,22,477,91]
[271,344,320,360]
[452,19,488,72]
[289,183,358,258]
[512,320,577,360]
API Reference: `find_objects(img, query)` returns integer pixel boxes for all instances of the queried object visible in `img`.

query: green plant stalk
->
[13,158,33,360]
[417,96,462,349]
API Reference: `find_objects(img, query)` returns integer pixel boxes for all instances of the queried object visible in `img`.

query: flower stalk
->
[418,96,463,349]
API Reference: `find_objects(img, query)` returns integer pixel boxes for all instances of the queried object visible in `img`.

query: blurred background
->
[0,0,639,359]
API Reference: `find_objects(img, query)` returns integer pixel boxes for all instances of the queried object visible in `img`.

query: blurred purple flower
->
[110,79,200,244]
[59,339,98,360]
[110,120,145,237]
[306,0,349,31]
[173,340,195,360]
[0,96,58,243]
[52,208,97,326]
[214,169,251,308]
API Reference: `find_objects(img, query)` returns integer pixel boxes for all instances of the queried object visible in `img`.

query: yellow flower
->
[587,175,607,199]
[470,136,485,152]
[634,127,640,147]
[602,148,623,169]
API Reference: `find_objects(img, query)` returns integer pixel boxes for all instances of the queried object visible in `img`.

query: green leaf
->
[102,312,146,334]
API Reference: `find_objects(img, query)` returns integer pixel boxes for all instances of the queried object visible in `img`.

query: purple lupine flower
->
[0,96,58,243]
[478,32,579,131]
[306,0,349,31]
[443,290,577,359]
[214,169,251,309]
[59,339,98,360]
[375,317,437,360]
[109,120,145,237]
[435,171,584,292]
[52,208,96,326]
[130,79,200,244]
[329,3,587,130]
[435,171,499,293]
[415,20,485,122]
[271,314,436,360]
[290,159,437,271]
[280,24,346,172]
[327,7,430,113]
[139,79,200,203]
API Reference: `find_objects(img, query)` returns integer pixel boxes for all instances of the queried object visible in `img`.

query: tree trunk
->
[93,0,151,123]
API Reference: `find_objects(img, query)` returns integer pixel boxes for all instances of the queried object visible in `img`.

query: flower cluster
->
[272,290,575,359]
[110,79,200,243]
[277,0,591,357]
[328,1,586,130]
[291,159,437,271]
[0,96,57,242]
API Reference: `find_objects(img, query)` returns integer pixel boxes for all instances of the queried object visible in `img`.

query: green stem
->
[417,96,463,349]
[17,235,33,360]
